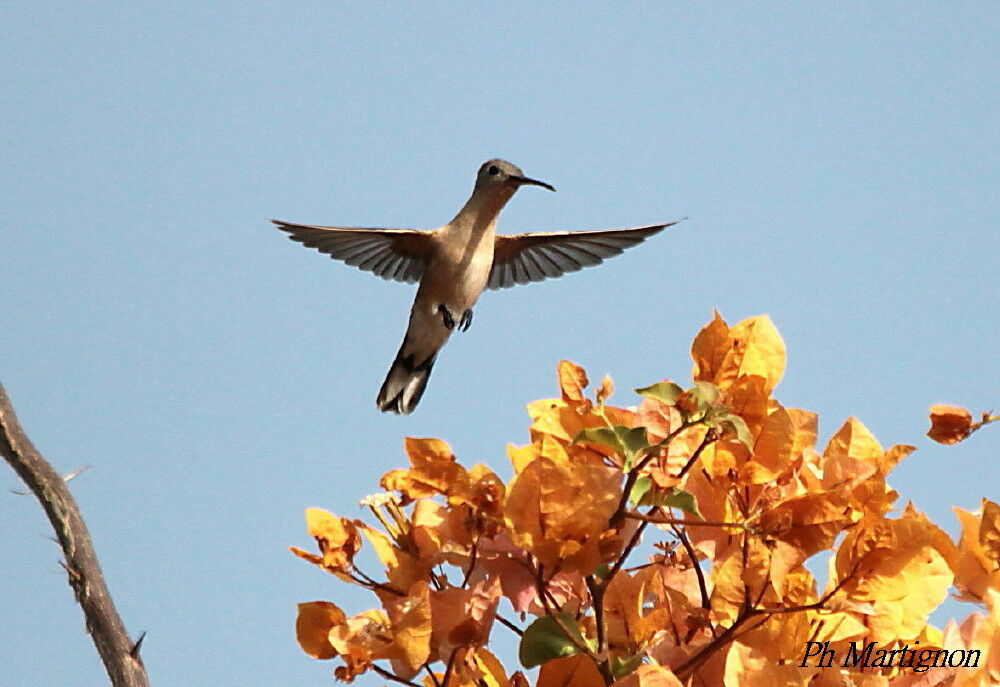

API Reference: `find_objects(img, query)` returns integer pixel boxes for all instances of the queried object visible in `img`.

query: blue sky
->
[2,3,997,685]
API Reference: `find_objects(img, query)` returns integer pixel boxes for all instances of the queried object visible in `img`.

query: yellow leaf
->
[295,601,345,659]
[470,648,511,687]
[823,417,882,465]
[537,654,604,687]
[724,315,786,392]
[603,571,647,649]
[526,397,608,446]
[504,434,620,572]
[357,523,423,594]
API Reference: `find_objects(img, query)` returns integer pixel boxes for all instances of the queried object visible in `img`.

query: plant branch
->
[440,649,458,687]
[535,564,599,662]
[0,383,149,687]
[495,613,524,637]
[461,539,479,588]
[670,523,710,610]
[424,660,443,687]
[371,662,422,687]
[610,422,696,527]
[675,429,715,480]
[625,509,749,530]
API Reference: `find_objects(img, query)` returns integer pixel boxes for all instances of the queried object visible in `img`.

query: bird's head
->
[474,159,555,195]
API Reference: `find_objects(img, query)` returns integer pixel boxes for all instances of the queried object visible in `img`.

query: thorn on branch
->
[130,632,146,658]
[63,465,91,482]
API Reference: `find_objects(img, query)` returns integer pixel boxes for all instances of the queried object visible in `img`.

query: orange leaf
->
[357,522,423,593]
[381,437,468,501]
[952,499,1000,603]
[557,360,589,404]
[429,578,500,657]
[610,664,684,687]
[927,404,973,445]
[723,316,786,392]
[723,641,815,686]
[504,435,620,572]
[603,571,646,649]
[596,374,614,404]
[536,654,604,687]
[382,580,433,677]
[741,406,794,483]
[329,609,393,681]
[693,314,785,393]
[302,508,360,580]
[295,601,345,659]
[691,310,730,385]
[980,499,1000,571]
[832,511,955,643]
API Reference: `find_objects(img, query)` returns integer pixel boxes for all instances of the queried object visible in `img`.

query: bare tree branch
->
[0,383,149,687]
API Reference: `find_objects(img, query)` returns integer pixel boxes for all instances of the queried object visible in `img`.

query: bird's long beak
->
[510,175,556,192]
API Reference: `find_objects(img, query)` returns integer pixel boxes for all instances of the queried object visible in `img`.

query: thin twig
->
[610,422,695,527]
[535,564,598,662]
[675,430,714,480]
[0,383,149,687]
[461,539,479,588]
[440,649,458,687]
[670,523,710,610]
[371,662,422,687]
[674,605,754,679]
[495,613,523,637]
[424,660,443,687]
[625,509,748,529]
[601,520,647,592]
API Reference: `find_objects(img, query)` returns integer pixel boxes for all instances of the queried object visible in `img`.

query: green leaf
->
[634,381,684,405]
[638,487,702,518]
[573,427,624,455]
[719,414,752,450]
[616,426,649,469]
[658,488,701,518]
[610,653,644,679]
[518,613,587,669]
[591,563,611,582]
[691,381,720,406]
[628,476,652,507]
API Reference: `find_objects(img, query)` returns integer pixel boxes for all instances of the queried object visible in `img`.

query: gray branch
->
[0,383,149,687]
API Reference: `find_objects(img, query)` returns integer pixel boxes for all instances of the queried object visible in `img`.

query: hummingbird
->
[274,159,677,414]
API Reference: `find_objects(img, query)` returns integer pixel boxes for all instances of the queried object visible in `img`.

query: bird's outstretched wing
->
[272,220,432,284]
[487,222,679,290]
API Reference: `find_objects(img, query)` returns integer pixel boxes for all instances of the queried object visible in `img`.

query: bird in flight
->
[274,159,679,415]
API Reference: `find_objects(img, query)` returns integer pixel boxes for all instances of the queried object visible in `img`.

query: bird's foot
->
[437,304,456,331]
[458,309,473,332]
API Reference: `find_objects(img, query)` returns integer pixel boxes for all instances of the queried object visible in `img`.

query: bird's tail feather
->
[376,341,437,415]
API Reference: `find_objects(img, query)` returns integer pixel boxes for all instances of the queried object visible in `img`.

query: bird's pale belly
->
[424,250,493,313]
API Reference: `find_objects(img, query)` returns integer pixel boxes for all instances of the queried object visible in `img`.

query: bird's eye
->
[488,165,500,176]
